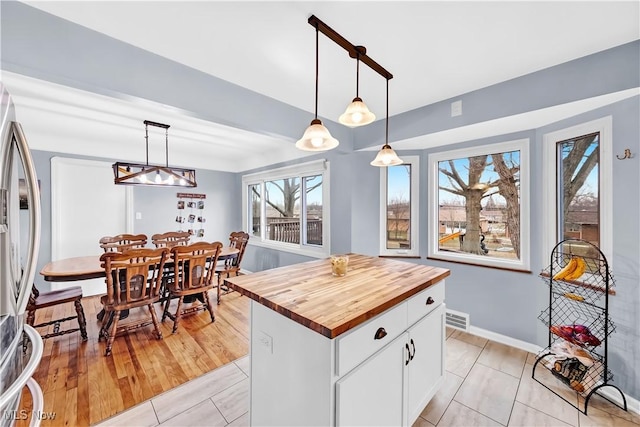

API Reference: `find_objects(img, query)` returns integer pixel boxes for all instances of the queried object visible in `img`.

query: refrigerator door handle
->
[11,122,41,314]
[0,325,43,411]
[25,377,44,427]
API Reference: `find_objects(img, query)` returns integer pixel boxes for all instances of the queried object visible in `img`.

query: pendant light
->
[113,120,197,187]
[371,78,402,167]
[296,24,339,151]
[339,50,375,127]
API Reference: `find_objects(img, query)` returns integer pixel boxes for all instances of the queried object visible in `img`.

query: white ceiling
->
[11,1,640,171]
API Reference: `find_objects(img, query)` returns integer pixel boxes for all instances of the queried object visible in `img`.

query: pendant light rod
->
[385,77,389,142]
[314,24,319,119]
[355,54,360,98]
[308,15,393,80]
[143,120,171,167]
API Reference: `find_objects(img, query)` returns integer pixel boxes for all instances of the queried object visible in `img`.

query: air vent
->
[446,309,470,331]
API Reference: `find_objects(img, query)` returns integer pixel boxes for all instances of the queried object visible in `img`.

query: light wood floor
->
[16,291,249,427]
[94,328,640,427]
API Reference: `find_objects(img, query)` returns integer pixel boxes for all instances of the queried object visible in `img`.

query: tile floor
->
[95,328,639,427]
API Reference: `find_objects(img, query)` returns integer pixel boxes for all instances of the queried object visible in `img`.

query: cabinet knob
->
[426,297,435,305]
[374,327,387,340]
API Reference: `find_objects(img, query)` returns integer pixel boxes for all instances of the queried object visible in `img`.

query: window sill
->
[426,256,532,274]
[378,255,421,259]
[248,239,328,259]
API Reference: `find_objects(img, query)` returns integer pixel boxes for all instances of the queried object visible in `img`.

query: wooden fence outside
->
[267,217,322,245]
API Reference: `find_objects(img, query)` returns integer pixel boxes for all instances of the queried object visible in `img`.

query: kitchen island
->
[225,254,450,426]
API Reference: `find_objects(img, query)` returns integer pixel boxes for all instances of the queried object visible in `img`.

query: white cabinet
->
[246,280,446,427]
[335,282,446,427]
[336,333,408,427]
[407,304,445,423]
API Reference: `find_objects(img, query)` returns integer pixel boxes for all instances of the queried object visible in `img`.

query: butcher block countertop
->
[225,254,450,339]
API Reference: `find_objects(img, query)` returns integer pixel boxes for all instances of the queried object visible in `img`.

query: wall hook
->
[616,148,632,160]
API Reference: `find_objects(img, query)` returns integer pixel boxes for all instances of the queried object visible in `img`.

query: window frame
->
[427,139,530,271]
[242,159,330,258]
[379,155,420,257]
[542,116,612,265]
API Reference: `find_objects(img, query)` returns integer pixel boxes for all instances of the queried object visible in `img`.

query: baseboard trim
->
[467,325,542,355]
[465,325,640,416]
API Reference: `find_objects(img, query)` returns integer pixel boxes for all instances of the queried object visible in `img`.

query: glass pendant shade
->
[339,97,375,127]
[370,144,403,167]
[296,118,339,151]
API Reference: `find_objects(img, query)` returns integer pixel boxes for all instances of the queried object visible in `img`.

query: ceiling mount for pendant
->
[113,120,197,187]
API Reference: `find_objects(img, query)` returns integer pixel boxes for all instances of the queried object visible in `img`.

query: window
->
[543,117,612,262]
[248,183,261,238]
[242,159,329,257]
[558,133,600,245]
[428,139,530,271]
[379,156,419,256]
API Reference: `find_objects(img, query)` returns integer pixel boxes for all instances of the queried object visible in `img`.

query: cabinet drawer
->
[407,280,445,327]
[336,302,408,377]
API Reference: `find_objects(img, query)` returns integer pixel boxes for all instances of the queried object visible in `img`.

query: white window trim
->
[242,159,330,258]
[428,139,530,271]
[542,116,612,266]
[379,156,420,256]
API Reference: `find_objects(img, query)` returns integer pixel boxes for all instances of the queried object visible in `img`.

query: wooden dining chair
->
[97,234,149,321]
[162,241,223,333]
[151,231,191,249]
[98,247,169,356]
[152,231,191,305]
[216,231,250,304]
[99,233,148,253]
[26,285,88,342]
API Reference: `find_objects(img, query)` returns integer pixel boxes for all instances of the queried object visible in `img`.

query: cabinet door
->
[407,304,445,424]
[336,332,409,427]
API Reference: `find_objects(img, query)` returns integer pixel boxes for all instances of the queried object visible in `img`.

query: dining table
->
[41,246,240,322]
[40,246,240,282]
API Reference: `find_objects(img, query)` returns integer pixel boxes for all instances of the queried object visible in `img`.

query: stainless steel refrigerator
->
[0,82,44,426]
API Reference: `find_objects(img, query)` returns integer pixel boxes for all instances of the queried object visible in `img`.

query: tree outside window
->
[429,139,530,271]
[557,133,599,248]
[379,156,419,256]
[243,160,328,256]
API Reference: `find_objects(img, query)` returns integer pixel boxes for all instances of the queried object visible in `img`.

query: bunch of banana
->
[563,292,585,302]
[553,257,587,281]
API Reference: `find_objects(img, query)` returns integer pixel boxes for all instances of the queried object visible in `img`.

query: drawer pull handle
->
[410,339,416,360]
[374,327,387,340]
[426,297,435,305]
[405,343,411,365]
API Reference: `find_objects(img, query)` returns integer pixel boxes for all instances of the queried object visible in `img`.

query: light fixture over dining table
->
[112,120,197,187]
